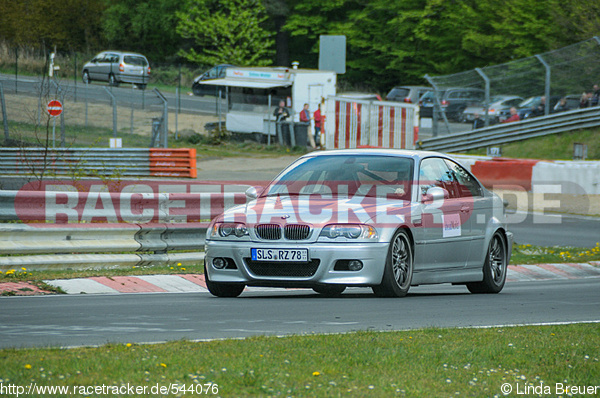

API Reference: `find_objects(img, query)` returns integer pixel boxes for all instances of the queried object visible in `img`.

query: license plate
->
[251,248,308,262]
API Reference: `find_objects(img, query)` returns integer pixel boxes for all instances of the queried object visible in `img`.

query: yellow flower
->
[177,263,182,266]
[25,364,32,369]
[181,268,186,271]
[126,343,132,348]
[312,371,320,376]
[160,363,167,368]
[21,267,27,271]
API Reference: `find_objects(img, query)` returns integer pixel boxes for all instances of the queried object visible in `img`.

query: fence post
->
[14,47,18,94]
[0,82,9,144]
[535,55,551,116]
[104,87,118,137]
[153,88,168,148]
[475,68,491,126]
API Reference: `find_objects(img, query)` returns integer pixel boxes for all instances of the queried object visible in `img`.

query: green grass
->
[0,324,598,396]
[464,128,600,160]
[511,243,600,264]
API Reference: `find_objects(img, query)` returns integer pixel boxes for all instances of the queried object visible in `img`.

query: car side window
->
[444,159,483,197]
[419,158,455,198]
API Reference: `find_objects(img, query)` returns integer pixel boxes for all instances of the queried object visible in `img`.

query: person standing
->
[313,103,322,146]
[273,100,290,121]
[502,107,520,123]
[300,103,310,123]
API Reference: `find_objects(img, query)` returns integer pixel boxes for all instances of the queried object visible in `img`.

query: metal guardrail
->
[0,223,207,271]
[0,147,197,178]
[419,107,600,153]
[0,189,246,271]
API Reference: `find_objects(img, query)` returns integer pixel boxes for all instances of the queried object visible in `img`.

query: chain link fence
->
[422,37,600,137]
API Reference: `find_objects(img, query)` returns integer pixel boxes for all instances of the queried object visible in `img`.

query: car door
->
[88,52,105,80]
[415,157,471,270]
[444,159,489,269]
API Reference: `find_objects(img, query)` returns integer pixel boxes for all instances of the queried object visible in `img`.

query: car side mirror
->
[245,186,258,200]
[422,186,448,204]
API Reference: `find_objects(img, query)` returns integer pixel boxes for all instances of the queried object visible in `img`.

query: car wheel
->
[467,232,507,294]
[204,263,245,298]
[313,285,346,296]
[108,74,119,87]
[192,83,203,96]
[82,70,91,85]
[372,229,413,297]
[137,83,146,90]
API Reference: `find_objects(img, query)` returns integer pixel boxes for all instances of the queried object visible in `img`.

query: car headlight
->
[210,222,249,238]
[319,224,378,240]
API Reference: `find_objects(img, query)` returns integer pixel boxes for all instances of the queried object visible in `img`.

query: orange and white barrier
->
[324,97,418,150]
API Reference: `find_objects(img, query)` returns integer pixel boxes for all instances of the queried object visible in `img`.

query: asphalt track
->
[0,277,598,349]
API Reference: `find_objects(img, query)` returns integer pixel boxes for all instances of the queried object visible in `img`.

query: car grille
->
[245,259,320,277]
[255,224,312,240]
[255,224,282,240]
[284,224,311,240]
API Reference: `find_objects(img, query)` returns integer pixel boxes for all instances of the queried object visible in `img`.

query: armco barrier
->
[0,147,197,178]
[325,97,417,150]
[0,222,208,271]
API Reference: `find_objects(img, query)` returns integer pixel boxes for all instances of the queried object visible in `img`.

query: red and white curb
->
[40,263,600,295]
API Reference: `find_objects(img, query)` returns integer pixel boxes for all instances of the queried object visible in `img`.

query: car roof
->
[299,148,453,162]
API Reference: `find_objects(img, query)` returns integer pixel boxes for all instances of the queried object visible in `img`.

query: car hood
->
[220,195,413,229]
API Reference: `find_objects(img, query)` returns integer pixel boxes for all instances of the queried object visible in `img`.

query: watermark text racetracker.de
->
[11,180,586,227]
[0,382,219,396]
[500,382,600,396]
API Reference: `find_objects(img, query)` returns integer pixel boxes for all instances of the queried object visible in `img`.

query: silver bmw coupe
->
[205,149,513,297]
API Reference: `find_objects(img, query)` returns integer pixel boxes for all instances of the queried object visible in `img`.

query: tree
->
[102,0,183,61]
[0,0,104,52]
[176,0,274,67]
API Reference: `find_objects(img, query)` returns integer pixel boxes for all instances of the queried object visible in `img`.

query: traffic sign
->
[47,100,63,117]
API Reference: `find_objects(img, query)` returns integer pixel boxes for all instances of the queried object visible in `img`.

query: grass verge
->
[0,324,598,396]
[464,128,600,160]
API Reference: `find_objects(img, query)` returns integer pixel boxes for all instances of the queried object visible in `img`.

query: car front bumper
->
[205,240,389,287]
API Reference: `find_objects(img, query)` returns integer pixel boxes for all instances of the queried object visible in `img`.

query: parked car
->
[386,85,432,104]
[204,149,513,298]
[461,95,524,124]
[337,92,382,101]
[419,87,485,121]
[82,51,150,89]
[191,64,233,97]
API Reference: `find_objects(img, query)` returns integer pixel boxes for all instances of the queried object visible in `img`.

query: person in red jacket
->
[313,103,322,145]
[300,103,310,123]
[502,107,520,123]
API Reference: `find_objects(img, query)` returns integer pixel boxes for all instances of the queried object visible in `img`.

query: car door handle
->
[460,206,471,213]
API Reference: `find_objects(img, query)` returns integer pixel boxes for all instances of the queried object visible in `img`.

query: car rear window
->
[123,56,148,66]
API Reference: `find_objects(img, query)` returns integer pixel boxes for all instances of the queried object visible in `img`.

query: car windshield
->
[264,155,414,199]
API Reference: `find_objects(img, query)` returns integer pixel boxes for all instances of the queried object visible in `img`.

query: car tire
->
[192,83,204,96]
[313,285,346,296]
[82,70,91,85]
[204,263,245,298]
[372,229,413,297]
[467,231,507,294]
[108,74,119,87]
